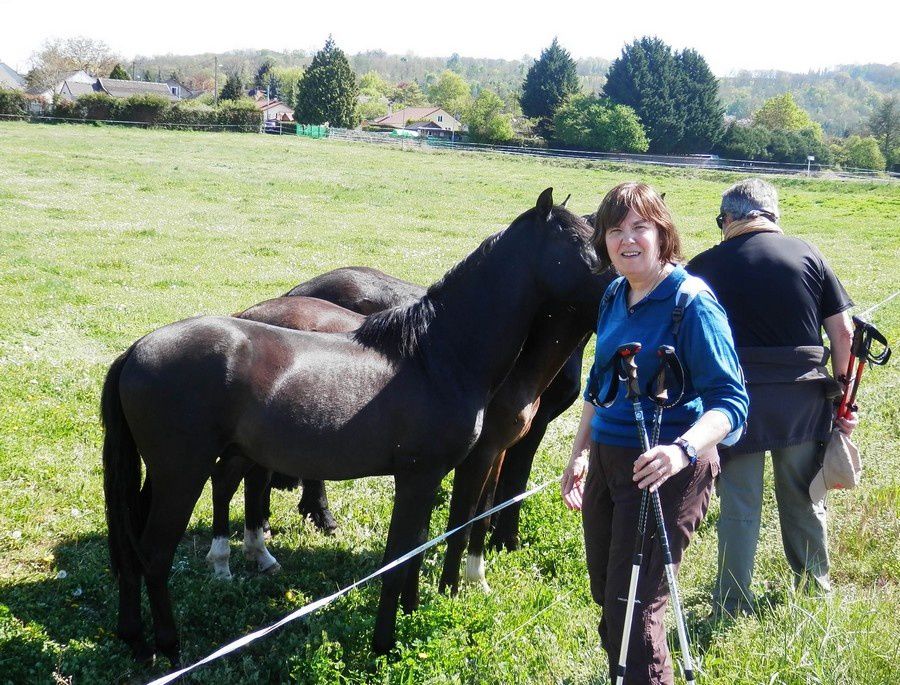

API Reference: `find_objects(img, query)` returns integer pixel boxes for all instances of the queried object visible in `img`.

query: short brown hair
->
[591,182,683,269]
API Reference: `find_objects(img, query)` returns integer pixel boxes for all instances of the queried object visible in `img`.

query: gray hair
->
[720,178,780,222]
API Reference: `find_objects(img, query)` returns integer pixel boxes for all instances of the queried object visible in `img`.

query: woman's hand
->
[561,450,589,511]
[633,445,690,492]
[835,408,859,436]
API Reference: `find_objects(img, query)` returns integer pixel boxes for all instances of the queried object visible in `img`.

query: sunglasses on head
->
[716,210,777,230]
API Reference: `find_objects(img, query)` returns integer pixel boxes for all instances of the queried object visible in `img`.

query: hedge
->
[44,94,263,131]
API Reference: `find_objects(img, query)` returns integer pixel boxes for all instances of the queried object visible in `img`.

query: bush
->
[117,93,172,124]
[76,93,118,121]
[217,99,262,132]
[839,135,887,171]
[0,88,28,116]
[51,98,82,120]
[552,95,649,152]
[164,101,217,129]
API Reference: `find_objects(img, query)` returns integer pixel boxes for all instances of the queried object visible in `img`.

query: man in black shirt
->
[687,178,858,617]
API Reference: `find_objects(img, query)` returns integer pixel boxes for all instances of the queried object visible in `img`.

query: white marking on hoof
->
[464,554,490,593]
[206,536,233,580]
[243,527,280,573]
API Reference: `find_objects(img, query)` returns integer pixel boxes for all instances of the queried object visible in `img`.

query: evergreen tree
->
[295,37,360,128]
[219,72,245,102]
[520,38,579,135]
[109,63,129,80]
[674,49,724,152]
[867,96,899,168]
[603,37,683,153]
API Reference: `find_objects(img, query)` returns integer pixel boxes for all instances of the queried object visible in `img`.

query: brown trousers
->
[582,441,718,685]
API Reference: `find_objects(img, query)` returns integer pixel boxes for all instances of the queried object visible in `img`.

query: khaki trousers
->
[713,440,830,615]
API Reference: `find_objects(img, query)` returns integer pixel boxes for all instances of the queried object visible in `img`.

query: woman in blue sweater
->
[561,183,748,685]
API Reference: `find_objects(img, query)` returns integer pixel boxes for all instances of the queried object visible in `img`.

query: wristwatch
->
[674,437,698,466]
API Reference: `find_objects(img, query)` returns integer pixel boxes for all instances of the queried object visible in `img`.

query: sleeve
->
[818,256,853,320]
[679,293,749,432]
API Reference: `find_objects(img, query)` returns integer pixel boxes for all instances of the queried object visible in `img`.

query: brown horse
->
[101,189,605,661]
[206,296,364,578]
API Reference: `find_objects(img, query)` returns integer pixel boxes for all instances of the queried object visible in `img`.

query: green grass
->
[0,120,898,684]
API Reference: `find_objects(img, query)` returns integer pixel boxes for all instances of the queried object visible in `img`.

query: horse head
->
[528,188,611,320]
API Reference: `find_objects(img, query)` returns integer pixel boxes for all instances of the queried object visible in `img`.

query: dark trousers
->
[582,441,718,685]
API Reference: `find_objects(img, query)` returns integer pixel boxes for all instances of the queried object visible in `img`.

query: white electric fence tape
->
[857,290,899,320]
[147,477,558,685]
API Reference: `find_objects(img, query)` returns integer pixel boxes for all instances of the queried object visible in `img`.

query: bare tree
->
[26,37,122,89]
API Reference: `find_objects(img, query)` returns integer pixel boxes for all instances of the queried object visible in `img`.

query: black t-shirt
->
[687,232,853,347]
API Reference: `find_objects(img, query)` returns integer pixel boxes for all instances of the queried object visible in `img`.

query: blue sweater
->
[585,266,749,448]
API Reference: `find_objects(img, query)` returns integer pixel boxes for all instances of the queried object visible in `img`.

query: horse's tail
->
[101,345,145,580]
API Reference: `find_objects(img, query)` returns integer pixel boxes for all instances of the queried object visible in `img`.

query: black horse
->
[101,189,606,661]
[281,267,591,548]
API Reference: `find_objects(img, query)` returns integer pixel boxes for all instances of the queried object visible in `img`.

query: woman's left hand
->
[633,445,691,492]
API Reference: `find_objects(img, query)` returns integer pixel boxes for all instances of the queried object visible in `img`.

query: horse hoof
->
[371,637,396,656]
[260,561,281,575]
[211,568,233,581]
[156,641,180,667]
[301,508,338,535]
[122,635,154,664]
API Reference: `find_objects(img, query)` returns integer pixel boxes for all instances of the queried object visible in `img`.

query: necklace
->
[629,264,669,306]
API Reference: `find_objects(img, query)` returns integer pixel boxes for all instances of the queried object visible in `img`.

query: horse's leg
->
[242,465,280,574]
[139,463,210,664]
[372,469,444,655]
[116,487,150,663]
[298,479,338,534]
[464,451,507,592]
[490,363,581,551]
[207,453,251,580]
[437,448,497,596]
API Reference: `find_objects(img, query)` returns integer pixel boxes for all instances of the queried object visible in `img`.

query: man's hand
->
[835,408,859,436]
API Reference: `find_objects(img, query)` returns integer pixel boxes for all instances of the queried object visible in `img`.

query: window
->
[437,115,443,122]
[170,86,179,96]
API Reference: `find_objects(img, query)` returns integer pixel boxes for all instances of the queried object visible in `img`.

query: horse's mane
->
[353,204,592,361]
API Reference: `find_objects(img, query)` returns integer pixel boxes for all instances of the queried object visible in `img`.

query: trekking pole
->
[836,316,891,420]
[615,343,696,685]
[613,342,651,685]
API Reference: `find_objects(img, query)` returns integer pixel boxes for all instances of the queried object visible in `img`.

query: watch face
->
[677,438,697,458]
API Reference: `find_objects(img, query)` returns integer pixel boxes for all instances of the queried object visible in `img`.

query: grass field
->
[0,120,897,685]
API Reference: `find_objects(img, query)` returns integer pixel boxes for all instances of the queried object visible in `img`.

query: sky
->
[1,0,897,76]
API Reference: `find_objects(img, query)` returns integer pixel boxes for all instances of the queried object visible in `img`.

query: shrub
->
[217,99,262,132]
[552,95,649,152]
[76,93,118,121]
[0,88,28,116]
[117,93,172,124]
[840,135,887,171]
[164,102,218,129]
[51,97,82,120]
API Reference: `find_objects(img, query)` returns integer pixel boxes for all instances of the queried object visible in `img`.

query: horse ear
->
[561,193,572,208]
[536,187,554,220]
[660,192,666,201]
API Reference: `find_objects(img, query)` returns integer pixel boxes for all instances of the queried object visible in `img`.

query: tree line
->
[10,36,899,170]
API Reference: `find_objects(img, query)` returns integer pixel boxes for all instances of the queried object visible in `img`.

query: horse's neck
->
[426,239,539,393]
[513,313,590,397]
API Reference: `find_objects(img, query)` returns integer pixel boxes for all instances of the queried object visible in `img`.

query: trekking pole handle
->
[851,316,891,366]
[616,342,642,401]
